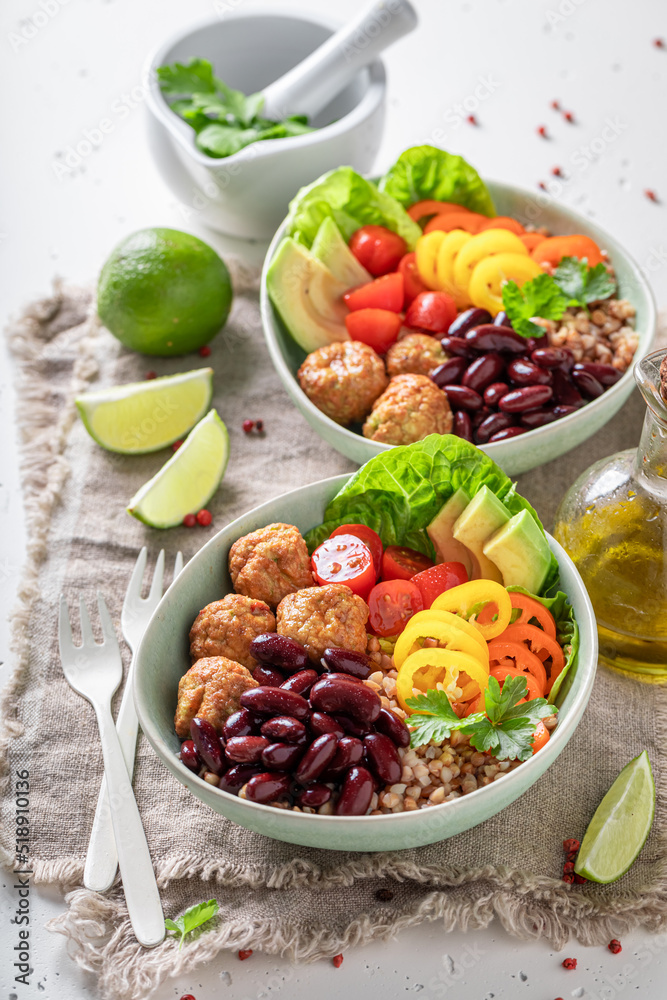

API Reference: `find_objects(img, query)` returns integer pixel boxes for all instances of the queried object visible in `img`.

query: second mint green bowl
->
[134,474,598,851]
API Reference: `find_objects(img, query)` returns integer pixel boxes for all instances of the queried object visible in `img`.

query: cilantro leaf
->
[165,899,219,949]
[406,689,485,749]
[501,274,569,338]
[553,256,616,311]
[462,715,544,761]
[461,676,554,761]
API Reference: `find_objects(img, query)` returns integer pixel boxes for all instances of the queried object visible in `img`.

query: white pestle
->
[260,0,418,122]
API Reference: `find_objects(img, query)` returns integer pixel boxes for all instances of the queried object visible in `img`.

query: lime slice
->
[76,368,213,454]
[127,409,229,528]
[575,750,655,883]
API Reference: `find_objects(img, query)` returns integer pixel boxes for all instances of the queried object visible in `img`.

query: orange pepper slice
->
[509,593,557,638]
[530,234,604,267]
[487,639,548,695]
[495,623,565,692]
[489,664,544,700]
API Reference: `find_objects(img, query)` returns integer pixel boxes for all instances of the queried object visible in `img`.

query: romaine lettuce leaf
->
[286,166,421,250]
[379,145,496,217]
[305,434,559,593]
[507,587,579,704]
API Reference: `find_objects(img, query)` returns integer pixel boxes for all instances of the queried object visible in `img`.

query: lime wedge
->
[127,410,229,528]
[76,368,213,454]
[575,750,655,883]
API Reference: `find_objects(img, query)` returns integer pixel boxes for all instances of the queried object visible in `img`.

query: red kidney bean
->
[489,426,528,442]
[250,633,309,674]
[374,707,411,748]
[280,669,318,696]
[498,385,553,413]
[295,733,338,784]
[483,381,510,407]
[325,736,364,777]
[260,716,307,745]
[520,407,559,429]
[507,358,552,386]
[244,772,291,804]
[574,361,621,386]
[430,356,468,387]
[225,735,270,764]
[525,332,549,351]
[448,307,492,336]
[297,784,331,808]
[465,325,527,354]
[442,384,484,412]
[261,742,304,771]
[190,718,225,775]
[308,711,345,739]
[453,410,473,441]
[363,734,402,785]
[179,740,201,772]
[321,647,371,680]
[334,766,375,816]
[223,708,261,740]
[333,714,374,738]
[475,411,515,444]
[531,347,574,370]
[439,335,476,358]
[252,664,284,687]
[472,405,492,429]
[551,368,584,407]
[219,763,262,794]
[241,686,310,720]
[552,404,578,419]
[493,310,511,328]
[322,672,363,685]
[571,366,605,398]
[462,352,505,393]
[310,676,381,725]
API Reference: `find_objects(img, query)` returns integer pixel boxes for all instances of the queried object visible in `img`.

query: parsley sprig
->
[406,676,555,762]
[165,898,219,948]
[501,257,616,336]
[552,256,616,312]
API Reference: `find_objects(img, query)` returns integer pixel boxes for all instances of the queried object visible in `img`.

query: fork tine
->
[172,550,184,582]
[58,595,75,656]
[79,597,96,646]
[147,550,165,603]
[96,592,118,647]
[125,546,148,606]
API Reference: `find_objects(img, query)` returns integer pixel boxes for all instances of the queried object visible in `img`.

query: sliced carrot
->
[531,234,604,267]
[509,593,557,638]
[478,216,525,235]
[531,720,550,753]
[424,212,487,235]
[407,200,473,223]
[519,232,545,251]
[490,665,544,700]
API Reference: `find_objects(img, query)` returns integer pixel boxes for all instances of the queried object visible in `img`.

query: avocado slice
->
[426,487,480,578]
[452,485,508,583]
[483,509,551,593]
[266,237,349,353]
[311,217,372,288]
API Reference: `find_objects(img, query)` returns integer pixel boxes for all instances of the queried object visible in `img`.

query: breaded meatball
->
[298,340,388,426]
[174,656,257,737]
[189,594,275,670]
[386,333,448,377]
[362,373,453,445]
[276,584,369,663]
[229,522,314,608]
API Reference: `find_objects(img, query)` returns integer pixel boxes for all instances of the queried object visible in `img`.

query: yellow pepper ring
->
[415,230,446,290]
[431,580,513,640]
[435,230,473,307]
[468,252,544,317]
[452,229,528,296]
[402,609,490,661]
[393,615,489,670]
[397,648,490,714]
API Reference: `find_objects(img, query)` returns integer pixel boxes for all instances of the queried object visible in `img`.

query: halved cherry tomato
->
[405,291,457,334]
[368,579,423,637]
[411,562,469,608]
[519,232,545,252]
[382,545,434,581]
[311,534,375,600]
[343,272,404,313]
[478,216,525,235]
[424,212,487,235]
[490,665,544,700]
[509,592,557,638]
[331,523,383,579]
[397,252,429,304]
[531,720,550,754]
[345,308,401,354]
[407,199,474,223]
[530,234,604,268]
[349,225,407,276]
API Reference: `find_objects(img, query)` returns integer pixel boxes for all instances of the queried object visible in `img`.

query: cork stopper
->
[661,355,667,402]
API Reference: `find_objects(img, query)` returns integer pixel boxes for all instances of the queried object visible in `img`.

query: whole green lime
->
[97,228,233,356]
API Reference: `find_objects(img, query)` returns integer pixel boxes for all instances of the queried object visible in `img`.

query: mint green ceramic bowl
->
[260,182,657,476]
[134,474,597,851]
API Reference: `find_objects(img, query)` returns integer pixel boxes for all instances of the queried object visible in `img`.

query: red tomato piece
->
[330,523,383,578]
[411,562,469,608]
[381,545,434,582]
[345,308,401,354]
[311,534,375,600]
[368,580,424,637]
[405,291,457,334]
[397,252,429,304]
[349,225,407,276]
[343,272,404,313]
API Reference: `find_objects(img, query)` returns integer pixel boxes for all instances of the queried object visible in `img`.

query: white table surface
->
[1,0,666,997]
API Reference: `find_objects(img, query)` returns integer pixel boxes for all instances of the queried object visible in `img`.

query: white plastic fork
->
[84,549,184,893]
[58,593,165,948]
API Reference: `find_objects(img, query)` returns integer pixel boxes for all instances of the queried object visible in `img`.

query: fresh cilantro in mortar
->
[165,898,219,948]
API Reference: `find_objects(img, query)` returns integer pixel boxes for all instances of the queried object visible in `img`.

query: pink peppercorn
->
[199,345,211,357]
[238,949,253,960]
[183,514,196,527]
[196,509,212,527]
[562,957,577,970]
[608,939,622,954]
[332,954,344,968]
